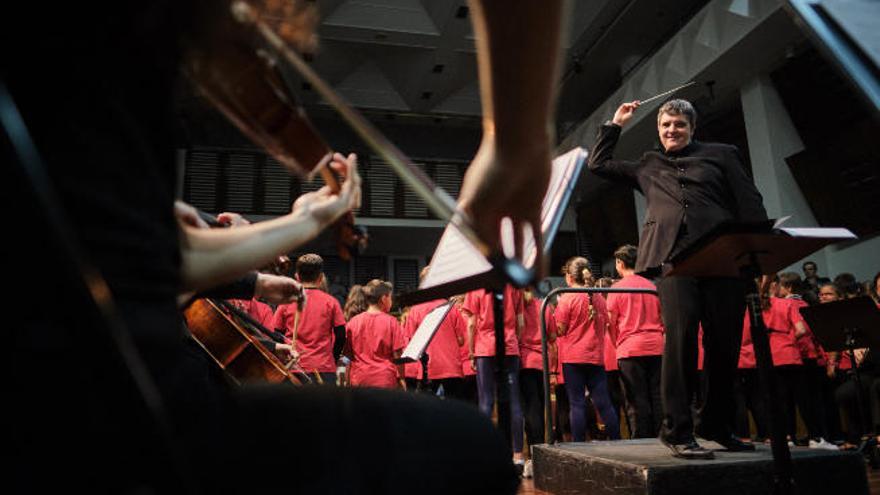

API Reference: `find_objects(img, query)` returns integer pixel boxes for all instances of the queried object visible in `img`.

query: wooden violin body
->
[184,298,301,385]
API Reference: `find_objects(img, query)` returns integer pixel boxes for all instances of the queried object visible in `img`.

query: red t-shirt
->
[697,326,704,371]
[402,311,422,380]
[520,298,553,371]
[739,313,756,369]
[554,292,608,365]
[764,297,803,367]
[405,300,466,380]
[231,298,275,330]
[787,297,821,361]
[454,305,477,377]
[346,311,406,388]
[603,330,618,371]
[462,286,522,357]
[606,275,664,359]
[272,288,345,373]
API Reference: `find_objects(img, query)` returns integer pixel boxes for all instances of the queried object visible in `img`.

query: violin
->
[184,0,366,260]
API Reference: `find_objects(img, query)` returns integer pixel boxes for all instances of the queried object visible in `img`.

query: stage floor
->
[532,439,868,495]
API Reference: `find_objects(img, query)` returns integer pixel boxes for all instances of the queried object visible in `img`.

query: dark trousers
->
[657,276,746,443]
[431,377,466,401]
[734,368,769,439]
[801,360,829,440]
[563,363,620,441]
[519,368,545,446]
[476,356,524,453]
[619,356,663,438]
[554,383,571,441]
[836,372,878,444]
[462,375,479,406]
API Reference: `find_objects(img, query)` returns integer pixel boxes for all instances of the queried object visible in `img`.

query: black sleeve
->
[332,324,346,361]
[587,124,642,191]
[196,271,258,300]
[723,146,768,223]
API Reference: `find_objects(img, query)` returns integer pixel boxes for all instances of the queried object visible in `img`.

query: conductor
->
[588,99,768,459]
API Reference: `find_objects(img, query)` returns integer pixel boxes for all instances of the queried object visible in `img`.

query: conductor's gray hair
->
[657,99,697,128]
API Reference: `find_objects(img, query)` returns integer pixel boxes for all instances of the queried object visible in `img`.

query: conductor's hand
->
[292,152,361,229]
[612,101,641,127]
[255,273,304,305]
[457,140,550,275]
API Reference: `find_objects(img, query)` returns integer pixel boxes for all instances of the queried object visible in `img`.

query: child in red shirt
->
[345,279,406,389]
[607,245,664,438]
[272,254,346,385]
[554,257,619,441]
[461,285,525,465]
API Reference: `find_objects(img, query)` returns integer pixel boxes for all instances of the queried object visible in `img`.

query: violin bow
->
[231,1,533,288]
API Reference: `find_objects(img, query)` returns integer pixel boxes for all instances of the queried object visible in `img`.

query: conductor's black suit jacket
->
[587,124,768,273]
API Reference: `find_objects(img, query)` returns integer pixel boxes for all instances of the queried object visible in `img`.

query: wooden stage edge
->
[533,438,868,495]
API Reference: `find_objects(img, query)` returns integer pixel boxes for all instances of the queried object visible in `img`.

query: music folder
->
[395,302,454,364]
[397,147,588,306]
[799,297,880,352]
[666,220,857,278]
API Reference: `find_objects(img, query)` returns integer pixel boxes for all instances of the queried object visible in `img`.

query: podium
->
[667,220,856,495]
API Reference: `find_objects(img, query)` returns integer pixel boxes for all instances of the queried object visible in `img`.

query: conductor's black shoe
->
[703,434,757,452]
[660,437,715,460]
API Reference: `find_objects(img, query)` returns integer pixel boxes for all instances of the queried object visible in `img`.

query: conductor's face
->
[657,112,693,153]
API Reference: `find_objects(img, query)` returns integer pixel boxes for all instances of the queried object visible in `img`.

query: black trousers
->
[431,377,466,401]
[657,276,746,443]
[836,372,878,444]
[734,368,769,439]
[618,355,663,438]
[519,368,545,446]
[554,383,571,441]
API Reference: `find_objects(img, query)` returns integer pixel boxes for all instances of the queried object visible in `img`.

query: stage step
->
[533,439,867,495]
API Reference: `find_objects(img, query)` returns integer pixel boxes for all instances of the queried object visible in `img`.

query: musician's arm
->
[179,153,360,292]
[332,325,346,360]
[456,0,566,266]
[196,271,258,300]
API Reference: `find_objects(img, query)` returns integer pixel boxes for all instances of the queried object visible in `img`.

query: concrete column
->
[740,74,879,280]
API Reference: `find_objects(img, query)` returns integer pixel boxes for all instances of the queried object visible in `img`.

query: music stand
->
[395,302,454,365]
[668,221,856,495]
[397,147,587,452]
[800,297,880,457]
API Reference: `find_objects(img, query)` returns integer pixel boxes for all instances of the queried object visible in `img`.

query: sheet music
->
[772,216,792,229]
[419,147,587,290]
[778,227,857,239]
[400,303,453,362]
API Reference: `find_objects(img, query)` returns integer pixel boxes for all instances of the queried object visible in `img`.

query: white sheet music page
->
[400,303,453,361]
[778,227,857,239]
[420,147,587,289]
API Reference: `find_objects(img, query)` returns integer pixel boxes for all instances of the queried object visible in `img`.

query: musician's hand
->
[292,152,361,228]
[275,343,298,362]
[217,212,250,227]
[457,137,550,275]
[174,200,210,230]
[612,101,640,127]
[255,273,304,305]
[826,363,837,378]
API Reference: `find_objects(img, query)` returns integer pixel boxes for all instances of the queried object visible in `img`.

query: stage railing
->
[540,286,658,444]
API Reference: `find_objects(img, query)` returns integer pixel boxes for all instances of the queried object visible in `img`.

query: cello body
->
[184,298,301,385]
